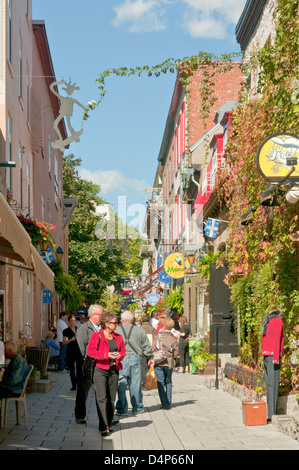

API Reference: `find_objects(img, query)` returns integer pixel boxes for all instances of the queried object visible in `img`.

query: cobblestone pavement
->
[0,368,298,451]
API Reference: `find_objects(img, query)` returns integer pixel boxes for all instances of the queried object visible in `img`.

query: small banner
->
[146,293,161,306]
[41,246,55,264]
[204,218,220,238]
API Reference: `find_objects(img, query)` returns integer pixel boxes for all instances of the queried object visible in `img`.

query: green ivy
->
[220,0,299,391]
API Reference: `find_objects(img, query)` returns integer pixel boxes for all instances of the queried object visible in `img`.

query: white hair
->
[121,310,134,323]
[88,305,103,317]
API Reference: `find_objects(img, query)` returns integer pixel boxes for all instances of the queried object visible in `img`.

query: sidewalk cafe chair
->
[0,364,33,428]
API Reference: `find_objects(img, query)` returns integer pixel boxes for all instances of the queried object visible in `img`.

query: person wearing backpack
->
[115,311,154,416]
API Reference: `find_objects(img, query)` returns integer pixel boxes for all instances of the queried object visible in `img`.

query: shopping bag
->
[145,367,157,390]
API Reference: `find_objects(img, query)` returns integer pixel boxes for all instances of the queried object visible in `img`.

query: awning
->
[0,193,32,265]
[137,266,163,295]
[0,193,55,291]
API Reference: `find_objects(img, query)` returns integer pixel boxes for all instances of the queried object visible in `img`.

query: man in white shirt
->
[57,312,68,372]
[150,310,158,330]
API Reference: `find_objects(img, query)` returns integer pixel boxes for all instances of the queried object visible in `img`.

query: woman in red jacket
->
[87,311,126,436]
[261,309,284,422]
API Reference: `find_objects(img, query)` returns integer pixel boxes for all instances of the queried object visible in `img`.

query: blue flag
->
[204,218,220,238]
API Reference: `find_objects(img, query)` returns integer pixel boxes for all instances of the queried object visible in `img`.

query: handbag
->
[153,334,167,366]
[82,332,101,379]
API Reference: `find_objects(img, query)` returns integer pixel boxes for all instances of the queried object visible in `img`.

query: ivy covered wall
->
[219,0,299,393]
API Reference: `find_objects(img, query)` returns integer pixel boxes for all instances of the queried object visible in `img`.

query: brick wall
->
[187,63,242,148]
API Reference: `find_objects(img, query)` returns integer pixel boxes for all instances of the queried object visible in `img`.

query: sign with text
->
[42,290,52,304]
[257,133,299,183]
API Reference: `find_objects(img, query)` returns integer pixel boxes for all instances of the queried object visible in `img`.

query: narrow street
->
[0,368,298,451]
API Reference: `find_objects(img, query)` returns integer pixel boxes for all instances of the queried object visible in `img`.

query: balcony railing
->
[139,239,154,257]
[145,188,163,205]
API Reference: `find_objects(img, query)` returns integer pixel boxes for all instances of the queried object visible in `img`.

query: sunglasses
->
[108,321,117,325]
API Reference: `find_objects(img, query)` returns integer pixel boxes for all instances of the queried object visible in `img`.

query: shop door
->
[209,263,238,355]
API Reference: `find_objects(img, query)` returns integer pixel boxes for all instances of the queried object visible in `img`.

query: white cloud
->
[185,13,227,39]
[112,0,167,33]
[182,0,246,24]
[78,168,148,196]
[182,0,247,40]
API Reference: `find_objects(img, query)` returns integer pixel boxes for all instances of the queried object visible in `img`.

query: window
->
[41,194,44,220]
[26,164,30,216]
[48,135,52,174]
[54,155,59,193]
[19,36,23,98]
[20,271,24,330]
[7,116,12,190]
[19,146,23,209]
[7,0,12,64]
[26,273,31,328]
[26,67,29,121]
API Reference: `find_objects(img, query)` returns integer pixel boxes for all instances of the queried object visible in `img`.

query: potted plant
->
[191,339,220,375]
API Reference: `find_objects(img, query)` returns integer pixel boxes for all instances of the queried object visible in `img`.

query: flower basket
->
[17,214,56,250]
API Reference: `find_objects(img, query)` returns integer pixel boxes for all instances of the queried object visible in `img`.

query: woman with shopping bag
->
[152,317,179,410]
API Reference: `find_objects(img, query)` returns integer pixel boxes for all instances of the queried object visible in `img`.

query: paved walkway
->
[0,368,298,451]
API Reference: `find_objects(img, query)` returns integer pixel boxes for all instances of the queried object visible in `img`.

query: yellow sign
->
[163,252,199,279]
[256,133,299,183]
[164,252,185,279]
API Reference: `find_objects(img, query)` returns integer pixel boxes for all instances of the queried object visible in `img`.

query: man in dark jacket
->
[0,341,29,399]
[74,304,103,424]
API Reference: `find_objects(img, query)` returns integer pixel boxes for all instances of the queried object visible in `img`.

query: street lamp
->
[56,247,64,261]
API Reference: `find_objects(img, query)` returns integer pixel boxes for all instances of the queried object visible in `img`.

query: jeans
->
[116,355,143,414]
[155,366,173,409]
[58,342,67,371]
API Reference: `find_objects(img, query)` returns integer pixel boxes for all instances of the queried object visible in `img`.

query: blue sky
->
[32,0,246,232]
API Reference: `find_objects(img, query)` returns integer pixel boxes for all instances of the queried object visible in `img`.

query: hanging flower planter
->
[17,214,56,250]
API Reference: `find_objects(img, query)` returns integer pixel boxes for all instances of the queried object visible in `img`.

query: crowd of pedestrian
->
[0,303,293,435]
[49,305,191,437]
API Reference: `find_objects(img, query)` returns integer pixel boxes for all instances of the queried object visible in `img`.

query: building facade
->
[141,62,243,331]
[0,0,67,349]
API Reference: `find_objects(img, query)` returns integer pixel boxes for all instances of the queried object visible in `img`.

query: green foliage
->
[192,339,216,371]
[220,0,299,391]
[166,287,184,315]
[197,251,224,281]
[87,51,240,121]
[146,298,167,316]
[63,154,126,304]
[50,260,84,312]
[63,154,143,305]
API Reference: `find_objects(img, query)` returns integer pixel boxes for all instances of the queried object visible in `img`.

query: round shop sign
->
[256,133,299,183]
[163,252,185,279]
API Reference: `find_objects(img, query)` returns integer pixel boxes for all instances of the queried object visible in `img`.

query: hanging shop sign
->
[164,252,185,279]
[146,293,161,306]
[256,133,299,183]
[50,80,85,152]
[164,252,200,279]
[158,269,172,284]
